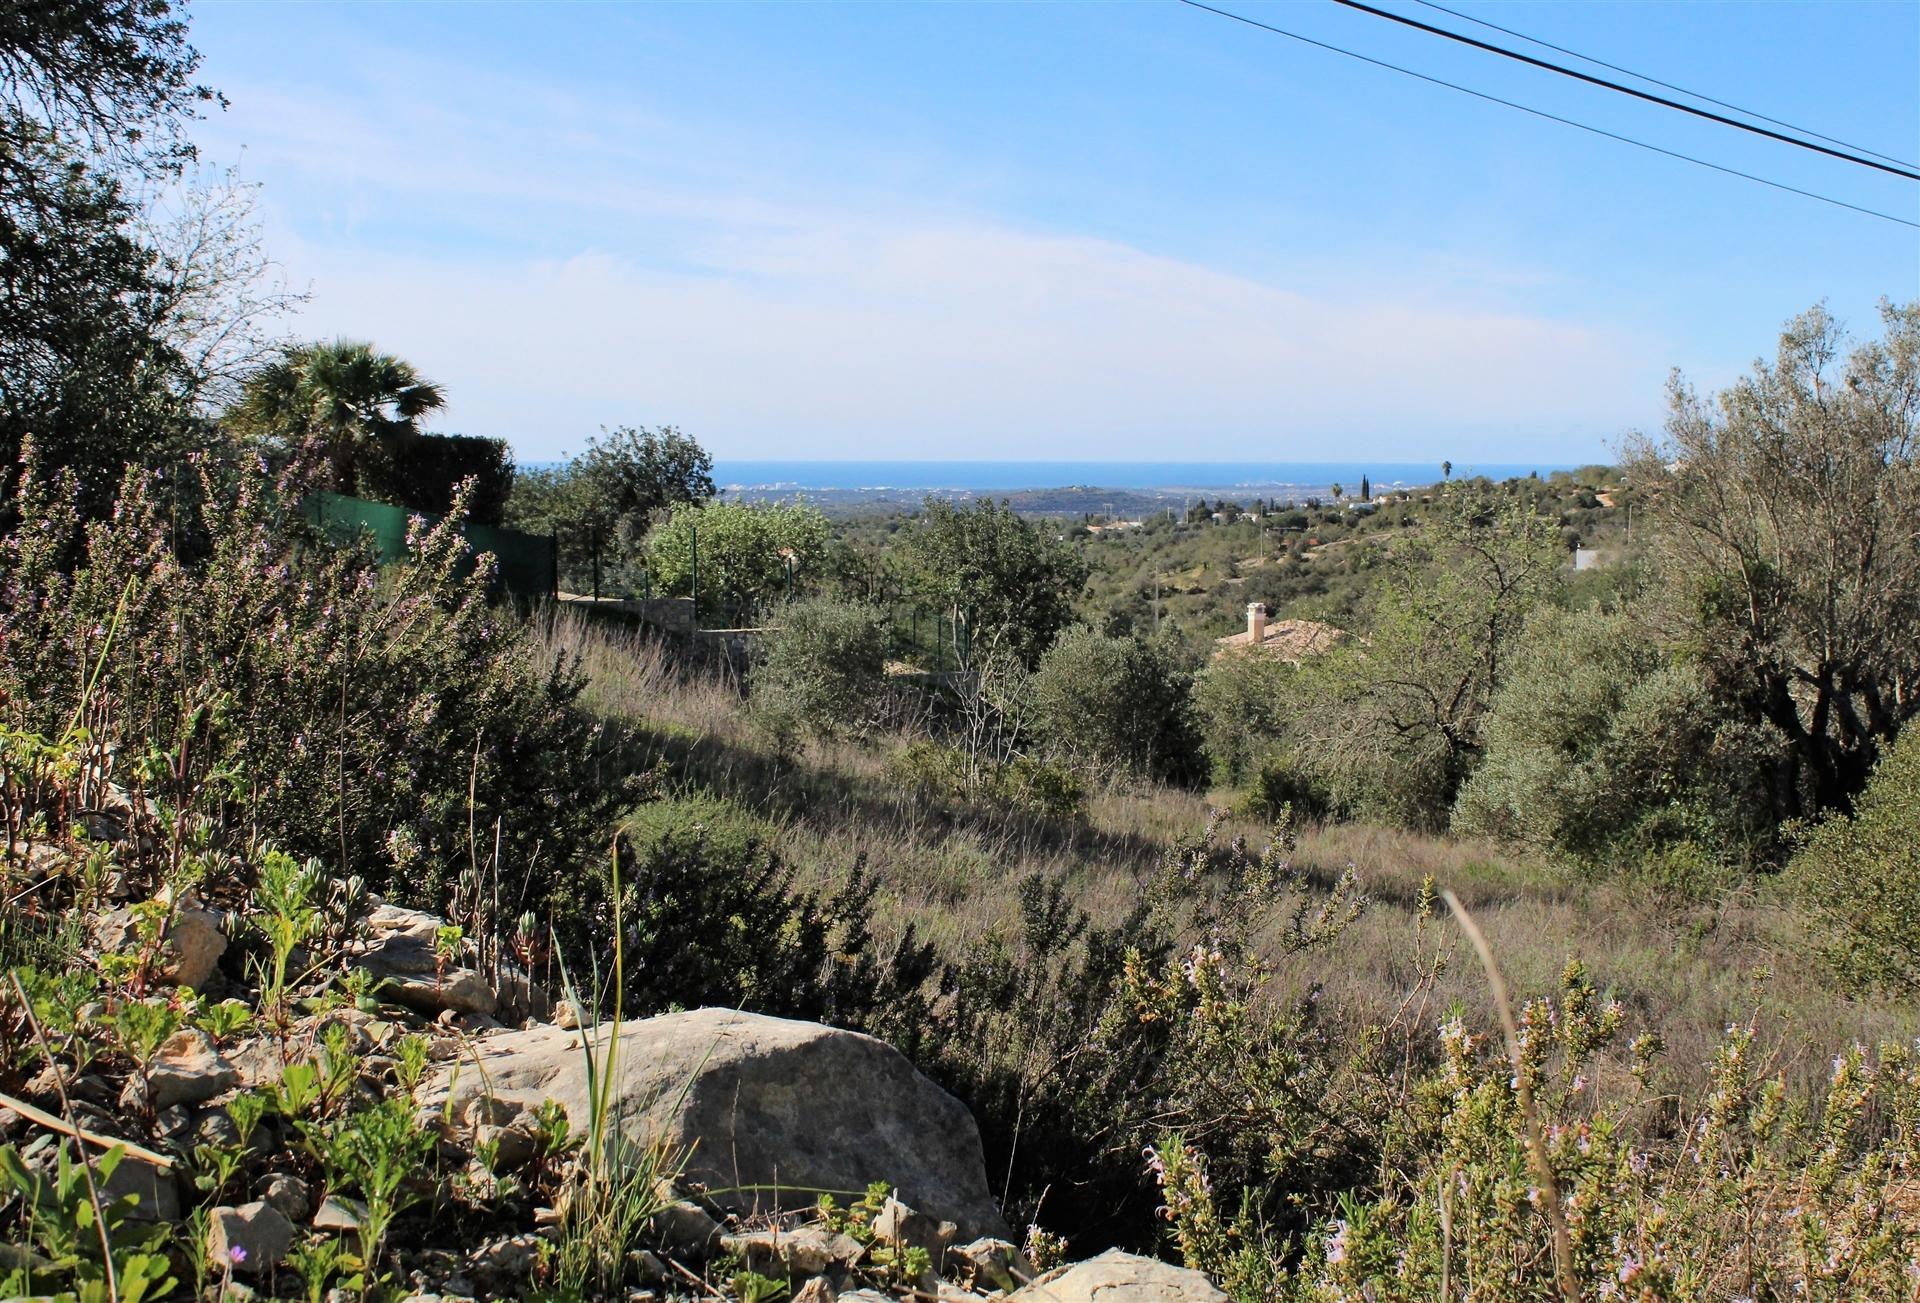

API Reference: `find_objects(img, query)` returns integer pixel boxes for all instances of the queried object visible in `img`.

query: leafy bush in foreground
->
[0,453,628,926]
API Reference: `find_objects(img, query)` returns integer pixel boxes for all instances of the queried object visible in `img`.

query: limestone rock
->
[208,1201,297,1275]
[721,1227,866,1279]
[147,1028,238,1109]
[951,1238,1031,1293]
[1009,1250,1228,1303]
[644,1199,724,1259]
[314,1195,369,1232]
[258,1172,313,1222]
[353,902,497,1017]
[792,1278,836,1303]
[101,1154,177,1222]
[872,1196,957,1264]
[420,1007,1007,1240]
[91,904,227,990]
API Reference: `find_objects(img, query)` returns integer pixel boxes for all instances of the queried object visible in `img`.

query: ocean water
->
[709,459,1571,494]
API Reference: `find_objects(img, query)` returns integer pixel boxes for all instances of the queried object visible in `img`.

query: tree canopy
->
[646,498,831,616]
[1626,301,1920,817]
[895,497,1089,668]
[227,339,446,496]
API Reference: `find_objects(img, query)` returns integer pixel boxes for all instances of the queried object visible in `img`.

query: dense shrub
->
[894,497,1090,668]
[646,498,833,617]
[1028,625,1204,785]
[359,432,514,525]
[1452,605,1780,875]
[1159,977,1920,1302]
[0,453,629,928]
[1237,751,1335,824]
[884,741,1086,821]
[1792,725,1920,995]
[1194,647,1298,786]
[907,821,1370,1247]
[751,597,889,743]
[611,798,936,1028]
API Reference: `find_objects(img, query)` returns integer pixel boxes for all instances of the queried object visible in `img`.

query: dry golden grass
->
[540,605,1920,1097]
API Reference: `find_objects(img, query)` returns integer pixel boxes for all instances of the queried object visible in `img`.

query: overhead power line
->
[1410,0,1918,170]
[1329,0,1920,182]
[1174,0,1919,230]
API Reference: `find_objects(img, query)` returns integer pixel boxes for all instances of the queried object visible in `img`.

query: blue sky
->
[188,0,1918,463]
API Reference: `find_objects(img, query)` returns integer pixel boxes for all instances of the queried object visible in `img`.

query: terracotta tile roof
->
[1212,618,1346,663]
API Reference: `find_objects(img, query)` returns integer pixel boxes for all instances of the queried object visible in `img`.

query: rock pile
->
[8,839,1231,1303]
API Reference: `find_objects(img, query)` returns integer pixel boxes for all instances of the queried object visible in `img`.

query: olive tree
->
[751,597,889,742]
[1028,626,1202,784]
[1453,605,1778,870]
[1624,301,1920,818]
[1287,486,1562,825]
[895,497,1089,668]
[646,498,831,617]
[1792,726,1920,995]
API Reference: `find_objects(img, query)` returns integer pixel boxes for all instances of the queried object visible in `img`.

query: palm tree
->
[1442,459,1453,480]
[231,340,446,495]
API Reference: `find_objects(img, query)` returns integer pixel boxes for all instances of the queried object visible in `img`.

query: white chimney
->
[1247,602,1267,645]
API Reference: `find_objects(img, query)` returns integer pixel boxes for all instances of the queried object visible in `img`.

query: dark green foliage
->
[751,597,889,743]
[0,452,629,925]
[0,123,201,524]
[1793,727,1920,994]
[1453,606,1780,874]
[895,497,1090,668]
[507,425,714,591]
[227,338,447,497]
[1626,301,1920,819]
[0,0,215,177]
[1028,625,1203,785]
[612,803,936,1029]
[1193,644,1297,786]
[359,432,514,525]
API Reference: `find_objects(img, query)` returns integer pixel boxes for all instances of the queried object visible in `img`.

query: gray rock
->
[314,1195,369,1232]
[207,1201,297,1274]
[720,1227,865,1279]
[474,1122,537,1172]
[259,1172,313,1222]
[950,1238,1031,1293]
[792,1278,836,1303]
[353,903,497,1017]
[420,1008,1007,1240]
[92,904,227,990]
[467,1232,542,1281]
[101,1154,178,1222]
[643,1199,724,1258]
[872,1196,957,1264]
[146,1028,238,1110]
[1008,1250,1228,1303]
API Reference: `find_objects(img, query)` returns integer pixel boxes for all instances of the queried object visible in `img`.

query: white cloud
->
[201,34,1659,461]
[276,216,1653,461]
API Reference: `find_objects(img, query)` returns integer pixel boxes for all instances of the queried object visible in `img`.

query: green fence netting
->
[300,491,557,599]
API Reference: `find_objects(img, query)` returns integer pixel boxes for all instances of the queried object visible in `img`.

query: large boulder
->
[1010,1250,1228,1303]
[420,1008,1007,1240]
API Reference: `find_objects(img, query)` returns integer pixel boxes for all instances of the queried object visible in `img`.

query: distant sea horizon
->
[703,459,1580,494]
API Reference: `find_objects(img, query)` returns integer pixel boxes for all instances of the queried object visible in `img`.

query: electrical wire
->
[1328,0,1919,181]
[1410,0,1918,170]
[1175,0,1920,229]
